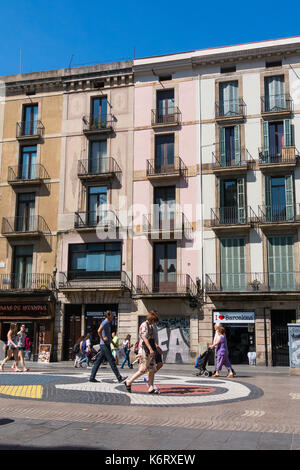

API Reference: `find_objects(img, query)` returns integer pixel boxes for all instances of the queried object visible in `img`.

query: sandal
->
[148,389,159,394]
[125,381,131,393]
[212,373,220,377]
[22,369,29,372]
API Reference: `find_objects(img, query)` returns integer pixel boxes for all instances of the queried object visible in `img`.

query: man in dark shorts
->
[144,310,163,391]
[89,310,127,384]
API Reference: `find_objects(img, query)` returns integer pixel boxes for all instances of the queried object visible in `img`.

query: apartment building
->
[0,70,63,359]
[55,62,135,360]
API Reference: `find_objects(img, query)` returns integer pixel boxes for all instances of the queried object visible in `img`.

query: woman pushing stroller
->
[209,326,234,378]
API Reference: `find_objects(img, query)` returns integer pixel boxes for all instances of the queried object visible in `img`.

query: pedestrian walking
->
[0,323,21,372]
[16,325,29,372]
[125,311,161,394]
[144,311,163,392]
[24,335,32,360]
[73,335,84,368]
[209,326,234,378]
[111,332,119,364]
[121,334,133,369]
[212,322,236,377]
[79,334,92,368]
[89,310,127,384]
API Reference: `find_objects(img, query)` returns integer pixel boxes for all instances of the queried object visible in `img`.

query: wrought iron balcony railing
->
[215,98,246,119]
[258,147,299,166]
[261,94,292,114]
[58,270,133,291]
[136,274,197,296]
[212,147,254,170]
[151,107,181,126]
[210,206,258,227]
[8,164,50,183]
[2,215,51,236]
[143,211,193,239]
[0,273,53,291]
[205,272,299,293]
[83,115,114,134]
[74,210,121,229]
[77,157,121,179]
[257,204,300,224]
[146,156,187,178]
[16,120,44,139]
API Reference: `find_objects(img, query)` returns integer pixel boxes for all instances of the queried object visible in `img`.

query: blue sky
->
[1,0,300,76]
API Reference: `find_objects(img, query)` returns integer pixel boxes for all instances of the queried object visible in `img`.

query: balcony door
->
[23,105,38,136]
[155,134,174,173]
[220,237,246,291]
[89,140,108,174]
[154,186,175,231]
[88,186,107,225]
[20,146,37,180]
[157,89,175,123]
[219,126,241,167]
[16,193,35,232]
[91,97,108,128]
[13,245,33,289]
[265,175,294,222]
[267,235,295,291]
[264,76,285,111]
[220,177,245,224]
[263,120,292,163]
[153,242,177,292]
[219,81,238,116]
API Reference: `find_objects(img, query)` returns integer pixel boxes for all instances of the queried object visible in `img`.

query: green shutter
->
[263,121,269,161]
[220,238,246,291]
[284,119,292,147]
[219,127,226,166]
[237,177,246,224]
[285,174,294,221]
[234,125,241,164]
[265,175,272,221]
[268,235,295,291]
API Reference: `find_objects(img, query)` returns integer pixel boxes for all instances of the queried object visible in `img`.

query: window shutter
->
[234,125,241,164]
[263,121,269,160]
[219,127,226,166]
[237,177,246,224]
[284,119,292,147]
[285,174,294,221]
[265,175,272,221]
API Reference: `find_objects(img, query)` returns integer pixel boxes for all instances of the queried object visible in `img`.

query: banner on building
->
[214,312,255,324]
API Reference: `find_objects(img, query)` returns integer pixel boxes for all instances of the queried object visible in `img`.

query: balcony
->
[83,115,114,138]
[1,216,51,238]
[0,273,53,292]
[146,156,187,180]
[77,157,121,182]
[58,270,133,292]
[74,210,121,232]
[16,120,44,140]
[257,204,300,230]
[151,107,181,128]
[135,274,197,298]
[142,212,193,240]
[258,147,299,172]
[205,272,300,295]
[210,206,258,232]
[8,164,50,186]
[215,99,246,122]
[212,148,254,175]
[261,94,292,117]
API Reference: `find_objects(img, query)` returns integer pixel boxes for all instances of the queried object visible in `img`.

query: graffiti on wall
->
[157,317,190,364]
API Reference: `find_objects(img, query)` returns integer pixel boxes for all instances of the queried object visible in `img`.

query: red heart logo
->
[219,315,224,320]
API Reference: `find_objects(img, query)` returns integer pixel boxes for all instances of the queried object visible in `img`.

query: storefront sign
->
[214,312,255,324]
[0,304,49,314]
[38,344,51,363]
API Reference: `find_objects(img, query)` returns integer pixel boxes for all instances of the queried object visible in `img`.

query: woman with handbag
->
[0,323,21,372]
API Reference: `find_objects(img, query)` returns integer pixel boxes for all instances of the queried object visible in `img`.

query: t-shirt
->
[100,319,112,345]
[85,338,91,352]
[17,332,26,348]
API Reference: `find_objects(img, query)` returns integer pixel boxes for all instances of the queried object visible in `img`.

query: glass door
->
[16,193,35,232]
[20,146,37,180]
[89,140,108,174]
[153,242,177,292]
[154,186,175,231]
[92,97,108,128]
[88,186,107,225]
[155,134,175,173]
[219,81,239,116]
[157,90,175,123]
[265,76,285,111]
[13,245,33,289]
[23,105,38,136]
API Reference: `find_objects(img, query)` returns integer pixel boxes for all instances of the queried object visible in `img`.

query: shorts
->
[18,347,25,351]
[8,345,17,350]
[155,350,162,364]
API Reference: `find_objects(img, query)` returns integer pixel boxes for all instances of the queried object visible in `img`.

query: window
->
[219,177,246,224]
[220,237,246,291]
[19,145,37,179]
[22,104,38,135]
[69,242,122,279]
[262,119,292,162]
[16,193,35,231]
[155,134,174,171]
[156,89,175,122]
[13,245,33,288]
[267,235,295,290]
[88,186,108,225]
[265,175,294,222]
[158,75,172,81]
[219,125,241,166]
[153,242,177,291]
[89,140,108,173]
[220,66,236,74]
[91,97,108,128]
[264,76,286,111]
[266,60,282,68]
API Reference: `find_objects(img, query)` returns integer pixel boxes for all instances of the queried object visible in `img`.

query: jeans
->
[79,354,90,367]
[90,343,122,381]
[121,350,131,368]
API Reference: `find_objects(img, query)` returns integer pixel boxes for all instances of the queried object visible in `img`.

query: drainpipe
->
[264,307,268,366]
[197,70,204,298]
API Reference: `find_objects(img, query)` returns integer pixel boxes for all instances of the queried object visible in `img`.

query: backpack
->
[73,343,80,354]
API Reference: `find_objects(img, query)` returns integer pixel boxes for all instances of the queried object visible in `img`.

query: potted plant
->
[248,279,261,291]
